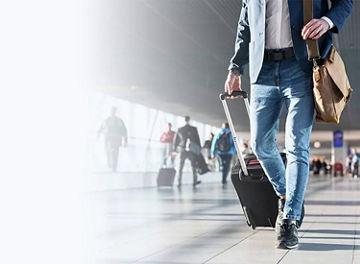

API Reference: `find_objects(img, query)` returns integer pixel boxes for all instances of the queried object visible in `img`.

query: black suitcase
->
[194,153,210,175]
[231,153,286,229]
[220,91,285,230]
[157,168,176,187]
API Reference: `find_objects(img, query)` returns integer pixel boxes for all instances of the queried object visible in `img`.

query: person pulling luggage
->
[211,122,236,185]
[160,123,176,167]
[225,0,353,249]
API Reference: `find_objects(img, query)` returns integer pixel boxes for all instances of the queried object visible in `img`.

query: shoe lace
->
[280,222,296,235]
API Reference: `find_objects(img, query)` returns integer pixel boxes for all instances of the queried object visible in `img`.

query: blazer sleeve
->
[173,129,181,150]
[325,0,353,33]
[121,119,128,139]
[228,0,250,74]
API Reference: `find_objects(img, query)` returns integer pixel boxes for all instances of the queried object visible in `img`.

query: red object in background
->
[160,131,175,143]
[333,162,344,177]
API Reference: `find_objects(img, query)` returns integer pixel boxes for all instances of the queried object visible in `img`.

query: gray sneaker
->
[277,219,299,249]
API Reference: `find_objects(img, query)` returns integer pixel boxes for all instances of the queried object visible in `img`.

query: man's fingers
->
[303,19,318,32]
[224,73,241,99]
[311,28,326,40]
[302,19,316,36]
[226,76,234,97]
[302,20,321,39]
[308,26,322,39]
[311,28,326,39]
[225,75,231,92]
[303,24,318,39]
[225,82,231,97]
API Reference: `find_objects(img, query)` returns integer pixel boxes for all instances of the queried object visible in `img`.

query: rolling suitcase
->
[220,91,284,230]
[194,153,210,175]
[157,167,176,187]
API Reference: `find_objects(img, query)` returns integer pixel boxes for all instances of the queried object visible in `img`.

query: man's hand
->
[302,18,330,40]
[224,71,242,99]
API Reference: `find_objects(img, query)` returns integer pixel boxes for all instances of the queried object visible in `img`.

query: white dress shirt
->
[265,0,334,50]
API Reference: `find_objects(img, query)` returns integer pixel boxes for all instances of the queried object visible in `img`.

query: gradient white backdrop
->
[0,1,87,263]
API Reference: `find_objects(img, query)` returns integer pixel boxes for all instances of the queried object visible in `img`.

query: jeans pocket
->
[254,60,273,85]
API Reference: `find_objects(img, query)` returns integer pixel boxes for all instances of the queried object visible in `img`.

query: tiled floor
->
[86,174,360,264]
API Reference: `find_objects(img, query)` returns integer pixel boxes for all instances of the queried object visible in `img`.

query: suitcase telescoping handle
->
[219,91,250,177]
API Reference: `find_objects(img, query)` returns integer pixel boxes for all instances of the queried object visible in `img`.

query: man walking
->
[160,123,176,167]
[98,107,128,172]
[173,116,202,187]
[225,0,352,249]
[211,123,236,185]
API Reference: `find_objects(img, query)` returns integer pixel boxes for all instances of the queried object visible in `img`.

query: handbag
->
[303,0,352,124]
[189,141,201,155]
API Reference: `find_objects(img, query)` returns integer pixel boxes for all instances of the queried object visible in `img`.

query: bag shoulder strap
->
[303,0,321,60]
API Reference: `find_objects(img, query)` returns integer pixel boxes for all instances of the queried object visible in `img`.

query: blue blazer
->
[229,0,353,83]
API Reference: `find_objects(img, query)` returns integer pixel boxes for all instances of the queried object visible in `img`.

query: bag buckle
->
[313,58,321,82]
[312,57,321,67]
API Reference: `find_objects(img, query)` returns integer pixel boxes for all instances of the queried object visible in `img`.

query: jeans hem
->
[284,214,301,221]
[274,191,286,197]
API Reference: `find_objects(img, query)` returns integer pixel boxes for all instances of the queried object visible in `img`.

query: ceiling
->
[89,0,360,132]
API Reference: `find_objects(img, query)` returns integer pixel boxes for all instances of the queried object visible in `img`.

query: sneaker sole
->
[277,241,299,249]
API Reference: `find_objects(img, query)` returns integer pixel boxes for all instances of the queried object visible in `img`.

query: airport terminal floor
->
[87,174,360,264]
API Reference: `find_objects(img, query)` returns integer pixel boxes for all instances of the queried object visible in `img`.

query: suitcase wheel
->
[243,206,256,230]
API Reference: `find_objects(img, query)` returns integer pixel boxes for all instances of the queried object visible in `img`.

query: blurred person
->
[203,132,214,159]
[98,107,128,172]
[160,123,175,167]
[203,132,216,171]
[309,158,314,172]
[241,140,252,155]
[313,158,322,175]
[211,122,236,185]
[225,0,353,249]
[322,159,328,175]
[311,159,316,174]
[346,153,353,175]
[173,116,201,187]
[352,149,359,178]
[319,157,324,174]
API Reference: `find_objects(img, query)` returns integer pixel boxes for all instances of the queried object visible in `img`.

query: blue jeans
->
[250,56,314,221]
[219,154,233,183]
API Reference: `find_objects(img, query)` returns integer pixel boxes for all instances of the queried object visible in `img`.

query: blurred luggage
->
[333,162,343,177]
[231,153,286,229]
[220,91,282,230]
[195,153,210,175]
[157,168,176,187]
[313,166,320,175]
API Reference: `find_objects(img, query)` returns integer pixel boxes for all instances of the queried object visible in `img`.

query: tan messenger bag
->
[303,0,352,124]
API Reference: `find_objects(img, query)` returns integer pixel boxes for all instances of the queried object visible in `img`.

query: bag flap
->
[324,46,352,99]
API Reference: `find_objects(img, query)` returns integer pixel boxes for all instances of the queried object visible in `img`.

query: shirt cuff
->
[230,68,242,76]
[321,16,334,29]
[228,63,245,75]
